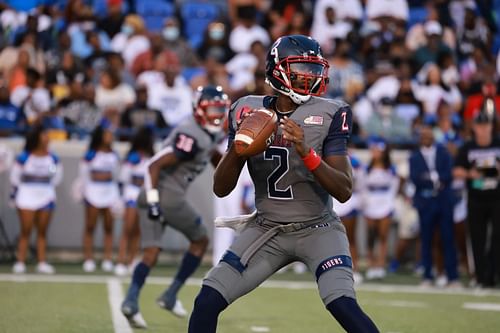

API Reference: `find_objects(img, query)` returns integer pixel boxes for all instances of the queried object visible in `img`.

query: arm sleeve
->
[323,106,353,156]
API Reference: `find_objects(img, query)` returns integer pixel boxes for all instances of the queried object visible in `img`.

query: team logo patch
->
[303,115,323,125]
[315,255,352,281]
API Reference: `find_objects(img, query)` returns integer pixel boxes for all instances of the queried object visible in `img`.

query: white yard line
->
[1,273,500,297]
[462,302,500,311]
[107,278,133,333]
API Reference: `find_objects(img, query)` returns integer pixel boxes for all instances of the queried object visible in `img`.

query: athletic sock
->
[163,252,201,305]
[327,296,379,333]
[188,285,228,333]
[126,262,150,302]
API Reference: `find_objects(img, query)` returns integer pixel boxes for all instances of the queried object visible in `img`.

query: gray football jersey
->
[158,117,223,197]
[228,95,352,223]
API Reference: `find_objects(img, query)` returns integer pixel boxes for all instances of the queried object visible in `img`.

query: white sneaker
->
[435,275,448,288]
[83,259,96,273]
[114,263,128,276]
[101,260,114,272]
[292,262,307,274]
[365,268,378,280]
[353,271,364,285]
[170,299,188,318]
[376,267,387,279]
[36,262,55,274]
[126,311,148,329]
[12,261,26,274]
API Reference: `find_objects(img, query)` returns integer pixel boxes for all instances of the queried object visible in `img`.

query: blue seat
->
[136,0,175,32]
[181,1,220,49]
[407,7,428,29]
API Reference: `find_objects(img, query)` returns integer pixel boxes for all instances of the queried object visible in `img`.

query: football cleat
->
[121,300,147,329]
[157,297,188,318]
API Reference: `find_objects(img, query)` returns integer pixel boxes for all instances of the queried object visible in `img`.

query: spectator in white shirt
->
[95,68,136,123]
[365,0,409,22]
[311,6,352,54]
[312,0,362,28]
[145,52,193,128]
[229,4,270,54]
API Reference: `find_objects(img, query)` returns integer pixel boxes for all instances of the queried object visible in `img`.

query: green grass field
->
[1,264,499,333]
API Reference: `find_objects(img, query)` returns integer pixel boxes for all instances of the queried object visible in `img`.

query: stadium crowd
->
[1,0,499,288]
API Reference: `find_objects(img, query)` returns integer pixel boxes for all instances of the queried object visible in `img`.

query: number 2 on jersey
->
[264,147,293,199]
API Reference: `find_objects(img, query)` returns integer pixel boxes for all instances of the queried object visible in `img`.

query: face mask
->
[163,26,180,41]
[121,24,134,36]
[209,28,225,41]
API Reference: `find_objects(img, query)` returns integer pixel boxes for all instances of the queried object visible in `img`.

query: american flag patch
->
[303,115,324,125]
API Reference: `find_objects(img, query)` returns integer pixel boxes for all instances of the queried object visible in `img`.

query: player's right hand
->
[148,202,162,220]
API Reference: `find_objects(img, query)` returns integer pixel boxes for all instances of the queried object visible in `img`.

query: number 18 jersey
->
[228,95,353,223]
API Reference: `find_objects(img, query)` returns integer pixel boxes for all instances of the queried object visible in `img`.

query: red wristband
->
[301,148,321,171]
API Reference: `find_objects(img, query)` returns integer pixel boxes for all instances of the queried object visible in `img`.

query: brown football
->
[234,108,278,157]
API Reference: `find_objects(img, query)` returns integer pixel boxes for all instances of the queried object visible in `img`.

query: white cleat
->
[170,300,188,318]
[12,261,26,274]
[435,275,448,288]
[114,263,128,277]
[157,298,188,318]
[36,262,55,274]
[101,260,114,272]
[83,259,96,273]
[126,311,148,329]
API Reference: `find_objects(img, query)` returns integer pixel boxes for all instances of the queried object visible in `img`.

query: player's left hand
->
[280,116,309,158]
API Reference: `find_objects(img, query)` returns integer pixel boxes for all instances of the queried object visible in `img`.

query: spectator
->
[145,52,193,128]
[229,4,270,54]
[95,68,136,117]
[84,30,114,82]
[190,54,230,98]
[45,30,75,72]
[459,43,495,93]
[393,78,424,129]
[413,21,453,71]
[453,107,500,288]
[115,126,155,276]
[130,34,166,77]
[98,0,125,39]
[46,50,86,101]
[463,78,500,137]
[456,4,490,60]
[59,81,102,137]
[364,97,412,143]
[405,7,456,52]
[284,11,309,36]
[10,125,63,274]
[312,0,363,27]
[10,67,51,125]
[311,7,352,53]
[413,63,462,120]
[0,85,24,136]
[161,17,199,68]
[111,14,150,69]
[79,120,121,273]
[107,52,135,87]
[198,21,234,65]
[0,32,46,77]
[362,138,400,280]
[120,85,167,138]
[225,40,264,93]
[409,123,459,287]
[365,0,409,23]
[6,48,30,93]
[327,37,363,98]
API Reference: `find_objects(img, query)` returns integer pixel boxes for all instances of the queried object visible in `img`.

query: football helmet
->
[265,35,329,105]
[193,85,230,133]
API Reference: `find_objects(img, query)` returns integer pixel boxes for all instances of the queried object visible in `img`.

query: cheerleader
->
[332,153,365,284]
[361,138,400,280]
[80,120,120,273]
[114,127,155,276]
[10,125,63,274]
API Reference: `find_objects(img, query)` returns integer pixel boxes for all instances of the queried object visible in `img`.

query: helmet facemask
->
[195,100,229,134]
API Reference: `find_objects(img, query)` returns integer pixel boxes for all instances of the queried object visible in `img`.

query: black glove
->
[148,202,162,221]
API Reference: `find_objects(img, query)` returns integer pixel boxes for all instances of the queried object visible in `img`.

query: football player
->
[120,86,229,328]
[188,35,379,332]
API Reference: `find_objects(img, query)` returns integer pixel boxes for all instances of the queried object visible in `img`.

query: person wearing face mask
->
[161,17,200,68]
[198,21,234,64]
[111,15,150,69]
